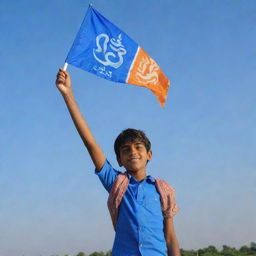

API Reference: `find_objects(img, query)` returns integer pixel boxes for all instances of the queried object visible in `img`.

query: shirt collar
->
[125,172,155,183]
[147,175,155,183]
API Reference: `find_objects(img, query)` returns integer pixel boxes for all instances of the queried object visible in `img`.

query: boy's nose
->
[130,147,137,155]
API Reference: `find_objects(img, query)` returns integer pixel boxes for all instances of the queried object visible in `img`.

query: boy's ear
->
[147,150,152,161]
[117,156,123,167]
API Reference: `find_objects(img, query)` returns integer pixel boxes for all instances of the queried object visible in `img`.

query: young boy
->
[55,69,180,256]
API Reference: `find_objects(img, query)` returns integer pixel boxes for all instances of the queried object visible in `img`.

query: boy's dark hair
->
[114,128,151,158]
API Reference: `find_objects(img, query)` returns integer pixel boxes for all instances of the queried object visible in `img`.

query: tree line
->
[181,242,256,256]
[52,242,256,256]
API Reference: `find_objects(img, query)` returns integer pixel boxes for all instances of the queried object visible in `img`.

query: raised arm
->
[55,69,106,171]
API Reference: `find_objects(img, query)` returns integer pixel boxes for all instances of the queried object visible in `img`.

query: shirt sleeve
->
[95,159,121,193]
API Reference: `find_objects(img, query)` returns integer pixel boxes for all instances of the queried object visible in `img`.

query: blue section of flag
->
[65,6,139,83]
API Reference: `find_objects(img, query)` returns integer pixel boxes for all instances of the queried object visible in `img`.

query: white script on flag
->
[93,33,127,68]
[93,65,112,78]
[136,57,159,85]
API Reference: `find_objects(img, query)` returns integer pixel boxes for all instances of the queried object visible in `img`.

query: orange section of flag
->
[127,47,170,107]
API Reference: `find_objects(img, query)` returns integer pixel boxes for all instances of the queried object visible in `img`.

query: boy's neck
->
[127,169,147,182]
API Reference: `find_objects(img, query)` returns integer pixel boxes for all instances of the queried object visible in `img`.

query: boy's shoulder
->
[154,177,175,193]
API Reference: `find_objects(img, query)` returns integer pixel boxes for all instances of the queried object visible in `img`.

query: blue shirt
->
[96,160,167,256]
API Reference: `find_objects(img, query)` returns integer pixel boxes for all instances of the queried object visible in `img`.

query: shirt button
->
[140,243,143,247]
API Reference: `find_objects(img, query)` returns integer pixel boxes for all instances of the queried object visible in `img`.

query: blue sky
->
[1,0,256,255]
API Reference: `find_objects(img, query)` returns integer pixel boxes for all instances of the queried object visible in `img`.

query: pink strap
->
[155,178,179,218]
[107,173,129,230]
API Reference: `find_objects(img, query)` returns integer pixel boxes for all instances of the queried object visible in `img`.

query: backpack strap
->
[155,178,179,218]
[107,173,129,230]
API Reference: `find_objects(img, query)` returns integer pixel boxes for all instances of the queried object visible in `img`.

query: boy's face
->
[117,140,152,173]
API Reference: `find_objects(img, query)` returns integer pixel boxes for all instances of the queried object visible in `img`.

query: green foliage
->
[181,242,256,256]
[89,252,104,256]
[76,252,86,256]
[181,248,197,256]
[104,250,112,256]
[240,246,252,255]
[50,242,256,256]
[251,242,256,253]
[89,252,111,256]
[221,245,239,256]
[198,246,218,256]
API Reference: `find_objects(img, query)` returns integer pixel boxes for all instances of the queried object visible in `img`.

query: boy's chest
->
[121,180,162,217]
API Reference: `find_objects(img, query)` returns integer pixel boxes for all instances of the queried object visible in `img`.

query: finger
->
[56,76,65,83]
[57,70,66,77]
[56,76,65,85]
[56,72,66,81]
[59,68,69,77]
[57,73,65,80]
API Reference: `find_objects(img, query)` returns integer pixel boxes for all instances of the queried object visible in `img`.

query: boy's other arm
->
[164,218,181,256]
[55,69,106,171]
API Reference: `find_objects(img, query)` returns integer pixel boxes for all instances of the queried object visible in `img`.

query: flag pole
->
[63,62,68,71]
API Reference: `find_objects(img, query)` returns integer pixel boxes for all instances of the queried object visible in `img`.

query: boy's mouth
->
[129,158,140,162]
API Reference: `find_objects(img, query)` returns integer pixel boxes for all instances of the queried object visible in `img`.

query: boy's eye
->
[121,148,130,153]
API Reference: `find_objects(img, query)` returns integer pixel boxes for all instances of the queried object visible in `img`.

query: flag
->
[65,5,170,106]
